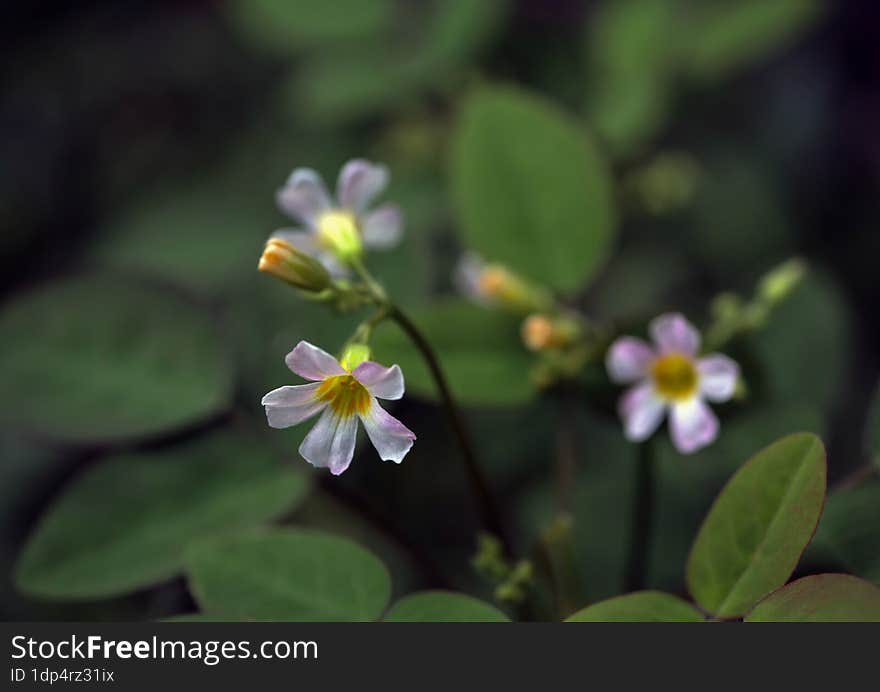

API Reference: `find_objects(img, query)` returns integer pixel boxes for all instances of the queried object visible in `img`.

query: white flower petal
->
[298,407,359,475]
[353,361,404,400]
[650,313,700,356]
[336,159,388,212]
[698,354,740,403]
[606,337,656,384]
[670,398,719,454]
[285,341,346,381]
[359,399,416,463]
[276,169,331,227]
[619,383,666,442]
[261,383,325,429]
[361,204,403,249]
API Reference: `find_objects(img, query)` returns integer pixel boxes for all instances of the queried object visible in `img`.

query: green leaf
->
[686,433,826,618]
[15,428,308,599]
[745,574,880,622]
[384,591,510,622]
[682,0,825,84]
[810,480,880,585]
[752,272,850,411]
[565,591,704,622]
[293,0,508,126]
[226,0,393,54]
[185,528,391,621]
[370,300,535,406]
[451,85,615,292]
[0,274,233,443]
[584,0,678,156]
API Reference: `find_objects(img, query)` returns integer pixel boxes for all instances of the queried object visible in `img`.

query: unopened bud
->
[758,258,807,306]
[521,314,581,352]
[258,238,332,292]
[479,264,551,314]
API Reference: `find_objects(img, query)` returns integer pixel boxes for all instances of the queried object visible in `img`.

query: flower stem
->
[388,305,512,554]
[624,440,655,592]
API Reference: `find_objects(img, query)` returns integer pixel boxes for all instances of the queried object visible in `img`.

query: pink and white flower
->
[272,159,403,274]
[262,341,416,475]
[606,313,739,454]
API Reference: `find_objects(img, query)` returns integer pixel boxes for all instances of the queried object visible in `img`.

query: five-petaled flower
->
[262,341,416,475]
[606,313,739,454]
[272,159,403,274]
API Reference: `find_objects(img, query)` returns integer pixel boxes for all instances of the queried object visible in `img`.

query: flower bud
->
[758,258,807,306]
[521,313,582,352]
[259,238,332,292]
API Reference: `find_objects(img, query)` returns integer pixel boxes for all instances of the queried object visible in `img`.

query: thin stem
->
[624,440,655,592]
[554,388,578,514]
[388,305,512,554]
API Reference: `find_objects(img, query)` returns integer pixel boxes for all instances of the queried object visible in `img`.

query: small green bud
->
[758,258,807,306]
[259,238,332,292]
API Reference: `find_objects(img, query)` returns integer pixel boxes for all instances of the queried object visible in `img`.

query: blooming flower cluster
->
[606,313,739,454]
[262,341,416,475]
[272,159,403,274]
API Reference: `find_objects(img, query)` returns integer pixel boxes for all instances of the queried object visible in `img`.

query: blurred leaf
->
[681,0,824,84]
[15,428,308,599]
[810,480,880,585]
[565,591,703,622]
[0,274,233,444]
[688,152,792,280]
[226,0,393,54]
[294,0,508,126]
[451,85,615,293]
[686,433,826,618]
[752,272,849,411]
[584,0,678,157]
[649,404,823,591]
[185,528,391,621]
[518,411,635,604]
[745,574,880,622]
[371,300,534,406]
[384,591,509,622]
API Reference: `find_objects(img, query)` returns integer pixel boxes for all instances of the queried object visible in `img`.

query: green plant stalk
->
[625,440,656,592]
[350,258,512,554]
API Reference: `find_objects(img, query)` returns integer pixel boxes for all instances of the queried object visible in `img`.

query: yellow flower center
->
[650,353,698,401]
[315,375,371,417]
[317,210,362,261]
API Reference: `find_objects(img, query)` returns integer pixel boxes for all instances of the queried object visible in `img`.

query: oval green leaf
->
[683,0,825,84]
[370,300,534,406]
[811,480,880,584]
[565,591,704,622]
[686,433,826,618]
[184,528,391,621]
[0,274,234,443]
[384,591,510,622]
[15,428,308,599]
[451,85,615,292]
[745,574,880,622]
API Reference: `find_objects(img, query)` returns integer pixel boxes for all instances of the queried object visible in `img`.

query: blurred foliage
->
[1,0,878,622]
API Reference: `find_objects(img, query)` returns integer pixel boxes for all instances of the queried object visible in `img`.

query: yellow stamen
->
[651,353,698,401]
[522,315,556,351]
[315,375,371,417]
